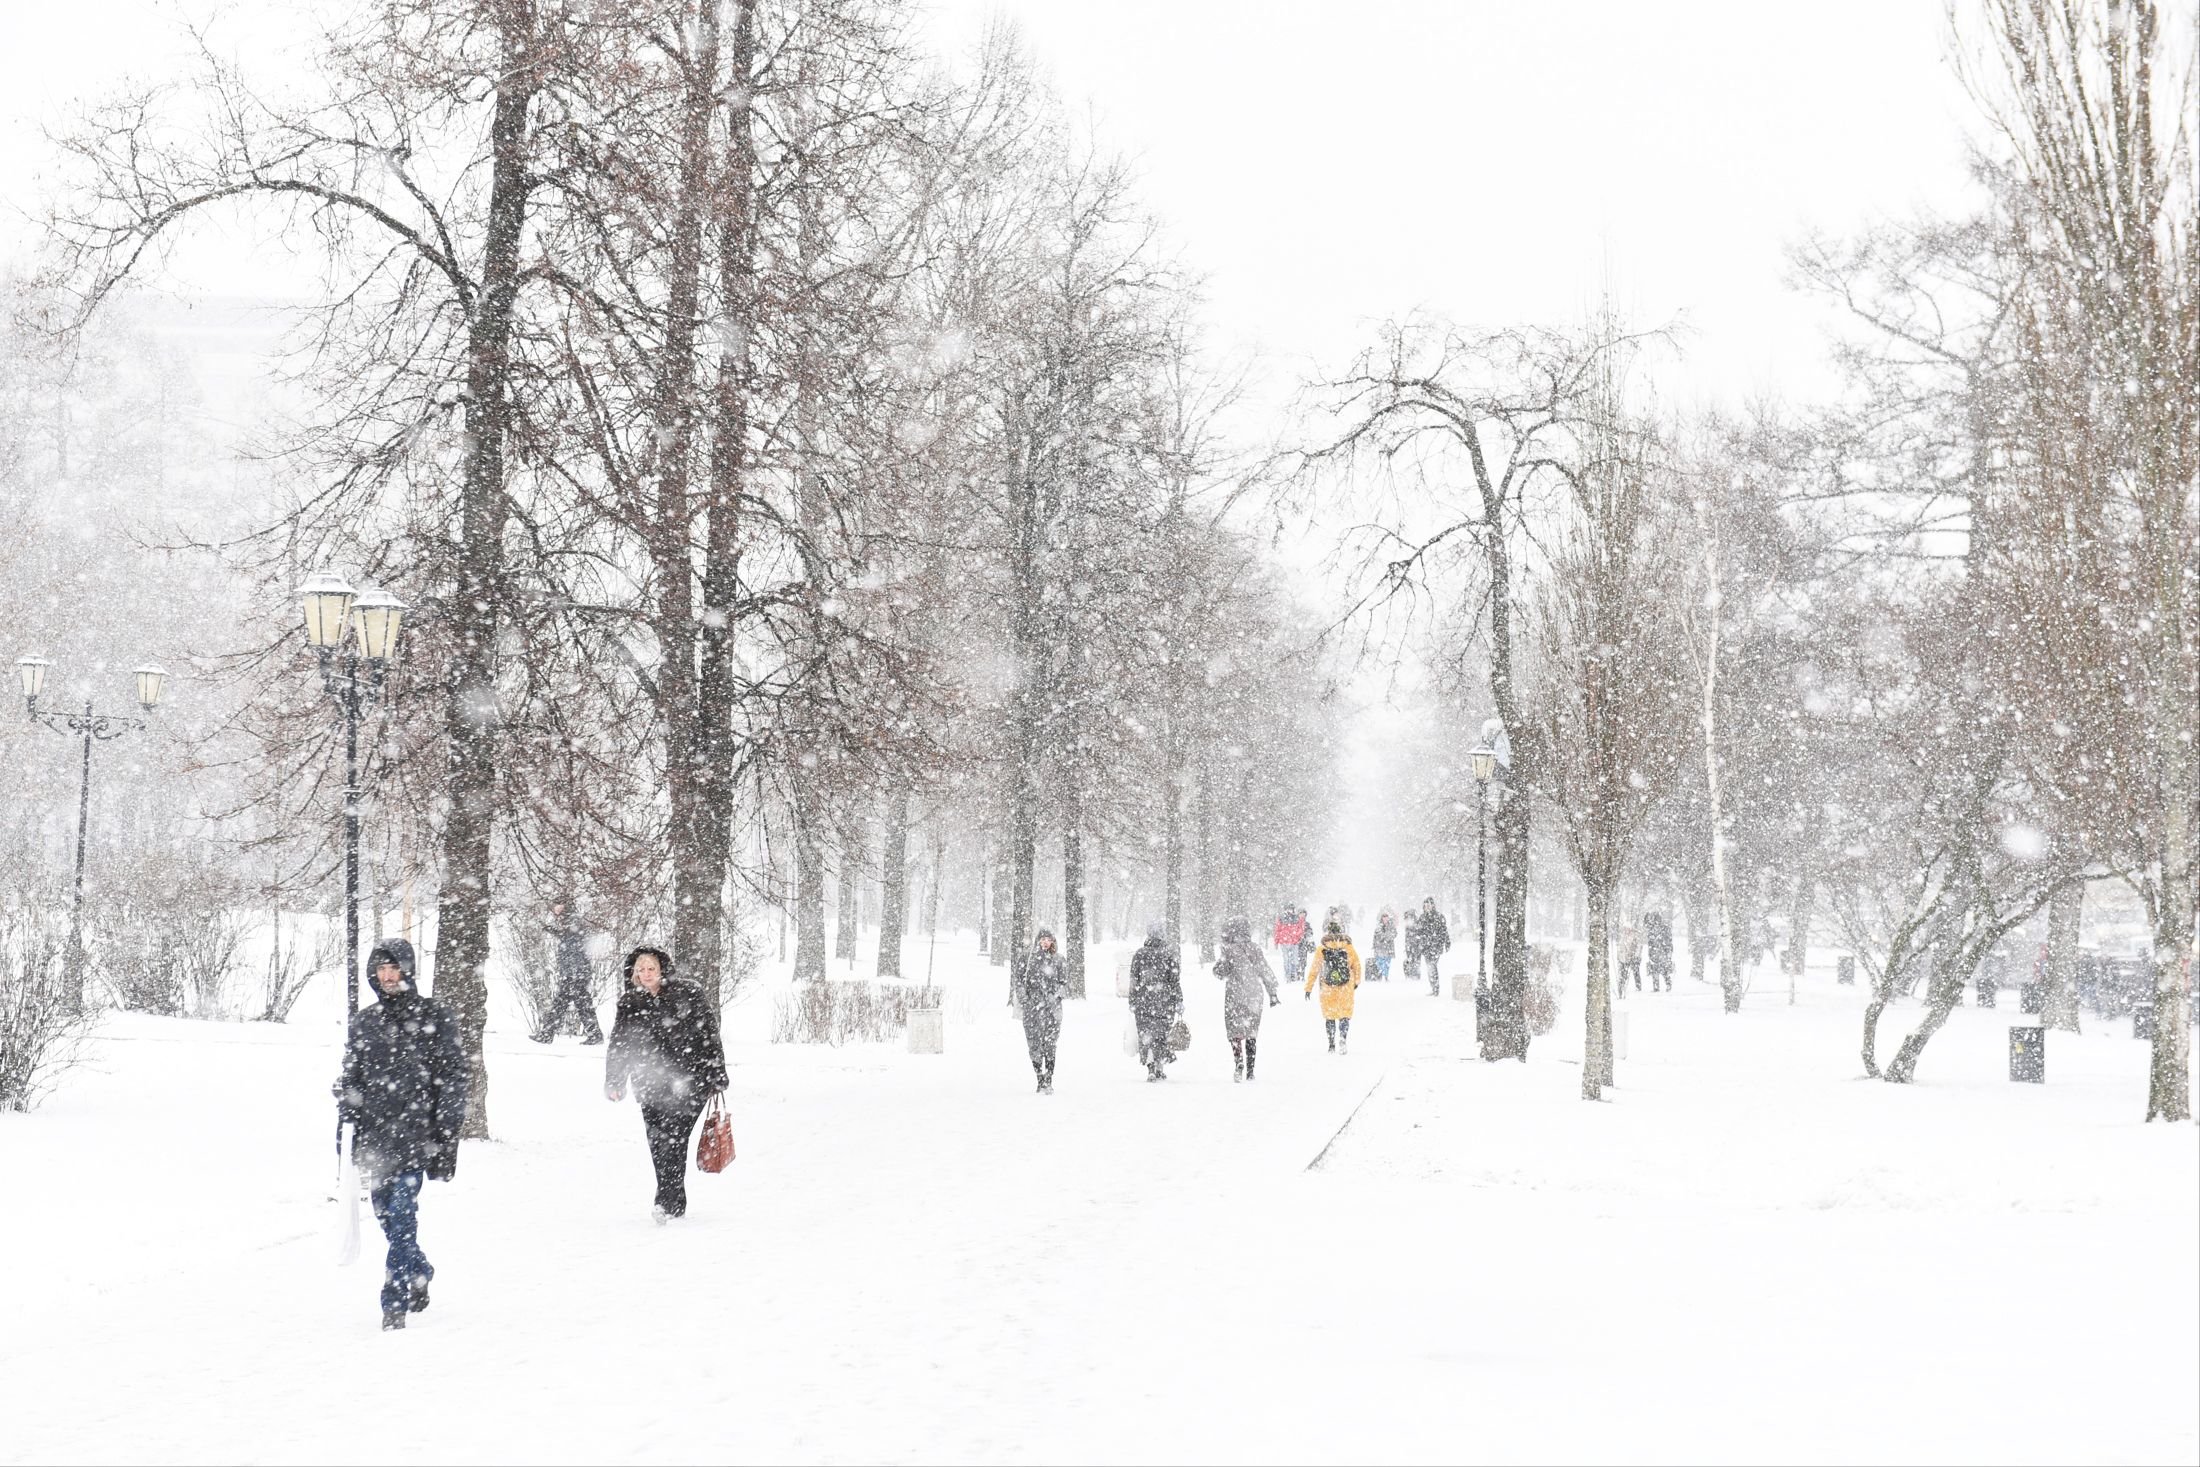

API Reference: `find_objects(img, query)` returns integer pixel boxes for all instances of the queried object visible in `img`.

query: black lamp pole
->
[19,661,165,1011]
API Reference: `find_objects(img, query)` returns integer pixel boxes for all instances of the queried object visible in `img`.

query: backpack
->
[1321,944,1352,987]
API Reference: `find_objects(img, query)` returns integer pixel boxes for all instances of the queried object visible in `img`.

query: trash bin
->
[1977,978,1997,1009]
[1837,956,1856,986]
[2018,982,2043,1015]
[2008,1026,2045,1083]
[907,1007,944,1055]
[2133,1003,2156,1041]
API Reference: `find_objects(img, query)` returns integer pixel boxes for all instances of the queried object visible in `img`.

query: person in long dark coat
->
[1644,909,1675,992]
[604,946,728,1223]
[1129,924,1184,1082]
[1404,897,1452,995]
[334,938,468,1330]
[1017,928,1068,1093]
[1214,916,1281,1081]
[532,898,604,1044]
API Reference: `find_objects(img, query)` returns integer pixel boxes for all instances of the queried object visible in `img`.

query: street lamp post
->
[299,577,406,1027]
[18,657,167,1009]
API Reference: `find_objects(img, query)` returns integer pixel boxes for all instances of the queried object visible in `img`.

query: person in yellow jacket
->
[1303,917,1363,1054]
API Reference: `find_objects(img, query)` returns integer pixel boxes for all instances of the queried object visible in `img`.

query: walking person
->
[1017,928,1068,1093]
[1214,916,1281,1080]
[1618,921,1644,995]
[1297,907,1319,990]
[333,938,467,1331]
[1404,897,1452,996]
[1303,917,1364,1054]
[604,946,728,1224]
[1369,907,1398,982]
[1129,923,1183,1082]
[531,897,604,1044]
[1274,904,1309,989]
[1644,908,1675,993]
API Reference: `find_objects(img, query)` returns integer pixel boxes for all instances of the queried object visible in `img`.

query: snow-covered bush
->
[0,910,92,1111]
[772,980,944,1045]
[256,910,337,1022]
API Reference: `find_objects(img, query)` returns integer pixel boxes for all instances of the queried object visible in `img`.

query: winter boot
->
[408,1278,430,1314]
[651,1204,671,1227]
[381,1306,407,1331]
[581,1032,605,1045]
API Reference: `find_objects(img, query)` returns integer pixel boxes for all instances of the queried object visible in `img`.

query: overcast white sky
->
[2,0,1984,416]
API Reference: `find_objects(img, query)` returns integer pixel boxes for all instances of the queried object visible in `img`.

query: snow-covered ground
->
[4,940,2194,1465]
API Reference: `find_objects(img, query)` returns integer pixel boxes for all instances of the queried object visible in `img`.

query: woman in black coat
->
[1128,924,1183,1082]
[604,946,728,1222]
[1017,928,1068,1094]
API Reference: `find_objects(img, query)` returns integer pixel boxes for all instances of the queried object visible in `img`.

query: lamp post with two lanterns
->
[297,575,406,1025]
[16,657,168,1010]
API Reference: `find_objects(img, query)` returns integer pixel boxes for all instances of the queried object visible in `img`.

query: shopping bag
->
[336,1121,361,1266]
[1167,1016,1191,1055]
[696,1094,735,1173]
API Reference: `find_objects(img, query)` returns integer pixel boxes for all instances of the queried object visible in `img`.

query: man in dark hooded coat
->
[334,938,468,1330]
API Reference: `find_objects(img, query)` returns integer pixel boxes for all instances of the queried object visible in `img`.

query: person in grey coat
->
[1017,928,1068,1094]
[1213,916,1281,1082]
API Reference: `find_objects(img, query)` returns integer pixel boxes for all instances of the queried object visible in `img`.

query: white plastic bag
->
[336,1121,361,1267]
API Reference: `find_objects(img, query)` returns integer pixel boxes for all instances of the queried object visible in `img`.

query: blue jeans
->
[370,1171,431,1311]
[1371,955,1392,980]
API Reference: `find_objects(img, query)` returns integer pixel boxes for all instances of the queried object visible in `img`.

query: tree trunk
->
[1582,876,1615,1099]
[791,781,828,981]
[656,0,723,1008]
[876,788,911,978]
[690,0,760,1009]
[1194,758,1215,962]
[1163,743,1184,949]
[1225,766,1251,921]
[437,15,539,1140]
[1063,787,1086,1001]
[835,833,862,972]
[2041,878,2082,1033]
[1784,865,1818,1003]
[1480,779,1531,1060]
[1886,956,1975,1083]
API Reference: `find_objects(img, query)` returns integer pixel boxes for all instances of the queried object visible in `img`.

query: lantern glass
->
[349,587,406,663]
[1469,747,1497,783]
[18,656,51,702]
[300,575,357,649]
[134,665,168,709]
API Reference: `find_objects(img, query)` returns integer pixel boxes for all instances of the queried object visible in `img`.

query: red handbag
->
[696,1094,735,1173]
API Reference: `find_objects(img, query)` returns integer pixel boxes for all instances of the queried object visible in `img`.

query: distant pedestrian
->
[1129,923,1184,1082]
[1214,916,1281,1081]
[334,939,467,1331]
[1304,917,1364,1054]
[1296,907,1319,985]
[604,946,728,1224]
[1275,904,1309,988]
[1369,907,1398,981]
[532,897,604,1044]
[1404,897,1452,996]
[1618,922,1644,995]
[1017,929,1068,1093]
[1644,909,1674,992]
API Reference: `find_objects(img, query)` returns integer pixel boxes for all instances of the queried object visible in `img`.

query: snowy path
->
[4,954,2194,1464]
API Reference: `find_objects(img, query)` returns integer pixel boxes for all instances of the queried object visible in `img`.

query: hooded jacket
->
[605,947,728,1107]
[1018,930,1068,1029]
[1214,917,1280,1039]
[1304,928,1364,1020]
[1128,932,1183,1032]
[336,938,469,1182]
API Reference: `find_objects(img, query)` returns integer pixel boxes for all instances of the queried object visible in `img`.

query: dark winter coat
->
[336,939,468,1183]
[550,914,591,985]
[1644,912,1674,966]
[1406,906,1452,960]
[1371,913,1399,958]
[605,951,728,1108]
[1018,932,1068,1037]
[1214,920,1279,1040]
[1128,936,1183,1035]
